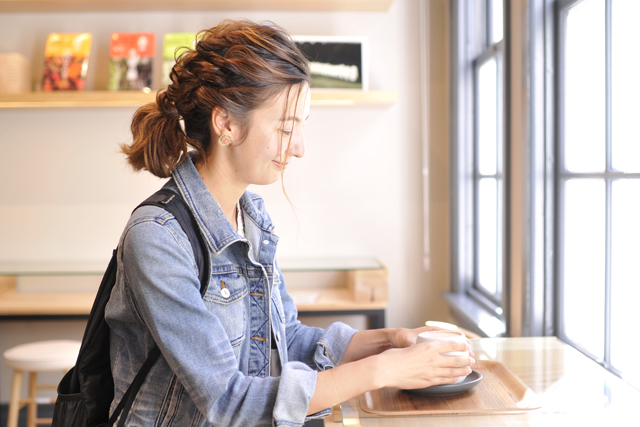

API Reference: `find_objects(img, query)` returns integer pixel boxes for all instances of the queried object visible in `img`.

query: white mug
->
[417,330,469,383]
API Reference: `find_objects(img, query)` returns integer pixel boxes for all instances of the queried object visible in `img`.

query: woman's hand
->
[377,339,475,390]
[387,326,475,358]
[310,325,477,414]
[339,325,475,366]
[388,325,441,348]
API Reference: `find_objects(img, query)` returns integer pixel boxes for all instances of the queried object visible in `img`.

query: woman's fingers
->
[431,338,471,354]
[433,366,472,378]
[443,355,476,368]
[379,338,478,389]
[404,365,473,389]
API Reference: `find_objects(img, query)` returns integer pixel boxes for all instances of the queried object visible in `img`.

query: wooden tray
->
[359,360,541,416]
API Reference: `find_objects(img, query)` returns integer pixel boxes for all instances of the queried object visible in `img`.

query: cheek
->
[272,138,286,156]
[279,137,290,154]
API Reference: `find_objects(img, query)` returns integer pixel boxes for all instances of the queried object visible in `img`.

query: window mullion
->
[606,0,613,173]
[486,0,493,47]
[604,178,612,369]
[603,0,613,369]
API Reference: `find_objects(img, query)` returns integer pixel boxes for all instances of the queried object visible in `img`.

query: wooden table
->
[335,337,640,426]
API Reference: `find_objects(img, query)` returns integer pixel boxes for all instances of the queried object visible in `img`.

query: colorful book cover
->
[41,33,92,91]
[108,32,156,91]
[162,33,197,87]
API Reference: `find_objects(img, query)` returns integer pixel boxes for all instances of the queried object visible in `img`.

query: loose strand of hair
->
[280,84,306,237]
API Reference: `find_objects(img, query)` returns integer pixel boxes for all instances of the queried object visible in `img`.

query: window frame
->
[521,0,556,338]
[472,43,505,308]
[451,0,640,383]
[447,0,510,337]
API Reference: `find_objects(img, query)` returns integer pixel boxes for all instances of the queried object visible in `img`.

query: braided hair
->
[122,19,310,178]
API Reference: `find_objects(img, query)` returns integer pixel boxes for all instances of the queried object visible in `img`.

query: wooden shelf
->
[0,0,394,13]
[0,90,397,108]
[0,91,154,108]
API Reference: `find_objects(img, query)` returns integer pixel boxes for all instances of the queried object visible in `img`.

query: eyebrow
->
[280,114,310,123]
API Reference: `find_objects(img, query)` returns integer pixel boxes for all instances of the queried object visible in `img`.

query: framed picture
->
[293,36,368,91]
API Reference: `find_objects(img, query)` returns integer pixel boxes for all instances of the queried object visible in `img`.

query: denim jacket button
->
[262,240,270,245]
[276,331,281,341]
[221,288,230,299]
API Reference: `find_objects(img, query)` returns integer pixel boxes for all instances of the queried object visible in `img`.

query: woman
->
[107,19,475,426]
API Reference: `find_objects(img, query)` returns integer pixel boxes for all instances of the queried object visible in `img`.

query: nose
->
[288,131,305,159]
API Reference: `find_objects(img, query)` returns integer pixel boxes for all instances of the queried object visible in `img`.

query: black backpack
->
[52,189,211,427]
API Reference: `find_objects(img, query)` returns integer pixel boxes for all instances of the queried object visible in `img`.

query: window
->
[475,27,504,304]
[450,0,640,388]
[448,0,508,337]
[556,0,640,389]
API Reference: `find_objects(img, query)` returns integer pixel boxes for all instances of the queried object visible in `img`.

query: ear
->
[211,106,233,137]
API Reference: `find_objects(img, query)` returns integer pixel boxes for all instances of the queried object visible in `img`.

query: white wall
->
[0,0,452,403]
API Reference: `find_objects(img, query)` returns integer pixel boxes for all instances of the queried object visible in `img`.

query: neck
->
[196,159,245,230]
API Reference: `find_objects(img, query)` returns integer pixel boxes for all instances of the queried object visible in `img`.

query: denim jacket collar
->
[171,153,275,254]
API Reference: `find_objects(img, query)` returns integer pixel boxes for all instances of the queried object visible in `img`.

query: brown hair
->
[122,19,310,178]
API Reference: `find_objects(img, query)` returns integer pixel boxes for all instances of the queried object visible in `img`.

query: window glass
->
[562,179,605,360]
[557,0,640,390]
[612,0,640,172]
[478,57,498,175]
[474,0,486,49]
[478,178,499,294]
[491,0,504,43]
[564,0,605,173]
[610,179,640,386]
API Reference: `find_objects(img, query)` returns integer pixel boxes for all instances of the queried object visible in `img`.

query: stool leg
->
[27,372,37,427]
[7,370,23,427]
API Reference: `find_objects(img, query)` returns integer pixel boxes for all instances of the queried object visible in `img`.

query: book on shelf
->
[108,32,156,91]
[0,53,31,93]
[41,33,92,91]
[162,33,197,87]
[293,35,368,91]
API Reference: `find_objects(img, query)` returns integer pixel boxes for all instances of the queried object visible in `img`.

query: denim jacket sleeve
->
[274,261,358,372]
[271,261,358,422]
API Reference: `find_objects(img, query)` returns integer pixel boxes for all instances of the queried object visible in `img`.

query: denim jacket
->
[105,154,357,426]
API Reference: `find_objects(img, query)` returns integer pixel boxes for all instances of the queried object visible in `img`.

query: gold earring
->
[218,134,233,146]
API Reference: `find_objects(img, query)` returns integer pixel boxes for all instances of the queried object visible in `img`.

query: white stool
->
[3,340,81,427]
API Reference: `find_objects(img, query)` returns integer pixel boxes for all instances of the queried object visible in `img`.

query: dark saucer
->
[403,370,483,397]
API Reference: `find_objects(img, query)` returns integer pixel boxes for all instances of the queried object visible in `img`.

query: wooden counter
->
[336,337,640,426]
[0,276,91,317]
[0,287,388,315]
[0,280,384,319]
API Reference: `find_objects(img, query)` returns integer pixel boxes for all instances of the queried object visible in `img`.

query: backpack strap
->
[109,189,211,426]
[109,346,161,427]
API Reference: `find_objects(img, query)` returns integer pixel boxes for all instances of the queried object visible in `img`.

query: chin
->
[253,176,280,186]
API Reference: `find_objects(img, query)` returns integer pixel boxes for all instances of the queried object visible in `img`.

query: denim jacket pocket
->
[204,267,248,347]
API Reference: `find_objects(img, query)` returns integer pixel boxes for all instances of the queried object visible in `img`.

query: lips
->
[273,160,288,169]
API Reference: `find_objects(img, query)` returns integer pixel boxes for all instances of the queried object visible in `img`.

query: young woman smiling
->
[109,19,474,427]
